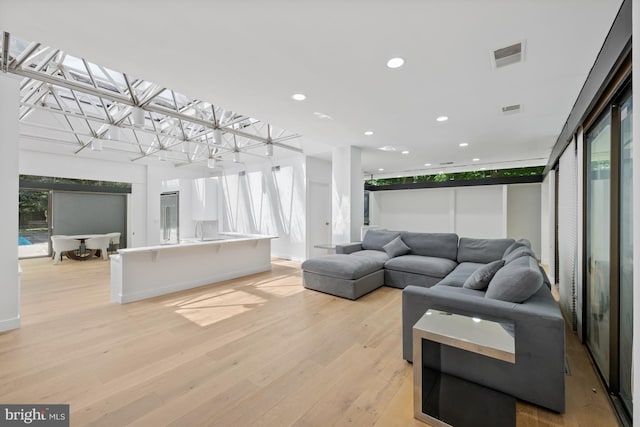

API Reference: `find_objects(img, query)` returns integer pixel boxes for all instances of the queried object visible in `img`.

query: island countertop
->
[116,233,277,254]
[110,233,275,303]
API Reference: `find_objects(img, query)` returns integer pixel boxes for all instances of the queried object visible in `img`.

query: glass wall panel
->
[586,110,611,384]
[18,189,50,258]
[618,94,633,412]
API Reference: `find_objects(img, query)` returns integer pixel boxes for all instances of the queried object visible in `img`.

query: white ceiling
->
[0,0,623,177]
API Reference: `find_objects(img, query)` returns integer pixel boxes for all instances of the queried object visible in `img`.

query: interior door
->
[308,182,331,258]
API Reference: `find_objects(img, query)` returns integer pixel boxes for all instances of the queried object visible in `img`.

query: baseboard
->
[0,316,20,332]
[118,263,272,303]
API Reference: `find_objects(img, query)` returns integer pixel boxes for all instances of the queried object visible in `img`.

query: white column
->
[631,0,640,416]
[0,75,20,332]
[331,146,363,244]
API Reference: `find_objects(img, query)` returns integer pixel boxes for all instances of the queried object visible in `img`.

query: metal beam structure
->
[1,31,303,167]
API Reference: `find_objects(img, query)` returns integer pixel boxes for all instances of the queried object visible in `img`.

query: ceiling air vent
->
[439,162,454,165]
[501,104,522,115]
[491,41,524,68]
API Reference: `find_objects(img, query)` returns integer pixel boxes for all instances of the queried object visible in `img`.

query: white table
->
[413,309,516,427]
[58,234,103,260]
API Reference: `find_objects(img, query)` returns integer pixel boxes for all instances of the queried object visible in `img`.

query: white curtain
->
[557,138,578,330]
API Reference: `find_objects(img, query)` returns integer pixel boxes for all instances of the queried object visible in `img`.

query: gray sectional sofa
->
[301,229,565,413]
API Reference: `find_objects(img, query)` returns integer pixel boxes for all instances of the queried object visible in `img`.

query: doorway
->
[308,181,331,258]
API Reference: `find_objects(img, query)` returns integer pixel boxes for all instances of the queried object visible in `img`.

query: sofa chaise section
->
[301,254,385,300]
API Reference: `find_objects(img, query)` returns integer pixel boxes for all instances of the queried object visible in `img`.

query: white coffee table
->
[413,309,516,427]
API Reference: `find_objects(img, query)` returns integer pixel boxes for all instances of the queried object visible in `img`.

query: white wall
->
[455,186,505,238]
[373,187,453,232]
[507,183,542,256]
[369,183,543,246]
[369,184,540,241]
[0,76,20,332]
[220,154,306,261]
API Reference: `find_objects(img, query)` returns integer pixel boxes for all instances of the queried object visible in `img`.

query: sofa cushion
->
[301,254,384,280]
[383,236,411,258]
[504,246,536,264]
[436,262,485,287]
[503,239,531,258]
[400,232,459,261]
[385,255,457,278]
[432,284,488,299]
[485,256,543,303]
[457,237,515,263]
[463,259,505,290]
[362,229,401,251]
[351,249,391,263]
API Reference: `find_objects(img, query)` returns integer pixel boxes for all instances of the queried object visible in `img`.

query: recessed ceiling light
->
[313,112,333,120]
[364,131,374,136]
[292,93,306,101]
[424,163,432,167]
[436,116,448,122]
[480,167,487,170]
[386,57,405,69]
[459,142,469,147]
[401,150,409,154]
[378,146,396,152]
[438,171,445,174]
[472,158,480,162]
[378,168,385,172]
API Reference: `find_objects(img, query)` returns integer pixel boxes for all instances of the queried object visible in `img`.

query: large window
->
[18,175,131,259]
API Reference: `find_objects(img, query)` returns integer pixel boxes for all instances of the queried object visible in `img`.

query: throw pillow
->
[503,246,536,264]
[362,229,401,251]
[463,259,505,291]
[383,236,411,258]
[485,257,543,303]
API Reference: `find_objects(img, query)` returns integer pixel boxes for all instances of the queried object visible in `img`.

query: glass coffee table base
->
[419,367,515,427]
[413,310,516,427]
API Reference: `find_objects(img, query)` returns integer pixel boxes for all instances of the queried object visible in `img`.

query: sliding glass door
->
[617,94,633,413]
[586,110,611,384]
[585,88,632,416]
[18,189,50,258]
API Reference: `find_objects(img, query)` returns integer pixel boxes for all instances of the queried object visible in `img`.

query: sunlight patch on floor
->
[170,289,267,327]
[254,281,304,297]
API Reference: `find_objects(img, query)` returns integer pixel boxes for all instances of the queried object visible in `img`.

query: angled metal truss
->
[1,32,302,167]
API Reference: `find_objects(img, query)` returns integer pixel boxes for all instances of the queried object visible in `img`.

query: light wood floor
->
[1,257,618,426]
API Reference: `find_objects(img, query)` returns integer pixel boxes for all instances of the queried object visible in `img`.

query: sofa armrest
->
[336,242,363,254]
[402,285,563,359]
[402,284,566,412]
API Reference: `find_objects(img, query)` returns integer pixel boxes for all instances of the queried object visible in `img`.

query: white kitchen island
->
[110,233,275,303]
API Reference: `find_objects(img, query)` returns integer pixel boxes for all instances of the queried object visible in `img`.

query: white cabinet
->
[191,178,218,221]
